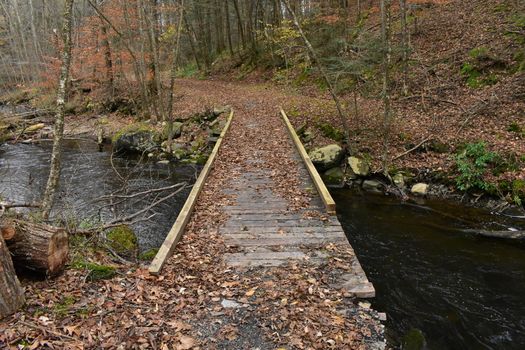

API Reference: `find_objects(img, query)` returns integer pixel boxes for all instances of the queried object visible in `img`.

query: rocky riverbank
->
[306,141,525,219]
[0,95,231,166]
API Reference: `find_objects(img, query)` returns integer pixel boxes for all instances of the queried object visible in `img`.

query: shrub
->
[455,142,496,191]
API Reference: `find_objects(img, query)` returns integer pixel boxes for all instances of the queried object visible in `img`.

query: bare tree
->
[380,0,393,175]
[283,0,351,147]
[41,0,75,220]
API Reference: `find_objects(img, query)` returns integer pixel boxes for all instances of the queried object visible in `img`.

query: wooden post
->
[0,234,25,319]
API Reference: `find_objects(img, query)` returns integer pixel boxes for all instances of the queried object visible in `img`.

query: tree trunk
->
[0,234,25,320]
[166,0,185,152]
[400,0,409,96]
[41,0,74,220]
[380,0,392,175]
[2,220,69,276]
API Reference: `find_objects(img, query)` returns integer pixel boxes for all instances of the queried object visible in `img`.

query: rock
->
[163,122,183,140]
[113,123,161,154]
[25,123,45,133]
[213,105,231,116]
[362,180,383,193]
[106,225,138,257]
[157,160,170,165]
[348,156,370,177]
[302,130,314,143]
[221,299,241,309]
[172,145,189,160]
[411,183,429,195]
[322,167,344,185]
[393,173,405,188]
[402,328,427,350]
[309,144,344,171]
[210,121,226,137]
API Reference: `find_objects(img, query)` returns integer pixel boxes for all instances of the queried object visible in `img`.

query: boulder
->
[163,122,183,140]
[322,167,345,185]
[113,124,161,154]
[362,180,383,193]
[411,183,429,195]
[348,156,370,177]
[393,173,406,188]
[309,144,344,171]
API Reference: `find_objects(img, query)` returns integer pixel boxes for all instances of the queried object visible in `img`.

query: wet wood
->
[0,234,25,319]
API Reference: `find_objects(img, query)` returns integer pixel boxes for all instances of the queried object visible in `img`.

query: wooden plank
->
[280,108,337,215]
[148,110,234,275]
[224,237,347,246]
[223,232,346,239]
[221,226,345,234]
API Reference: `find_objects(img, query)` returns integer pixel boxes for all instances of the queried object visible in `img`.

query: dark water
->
[333,190,525,350]
[0,140,196,251]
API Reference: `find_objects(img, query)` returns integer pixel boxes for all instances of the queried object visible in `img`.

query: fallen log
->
[1,220,69,276]
[0,234,25,319]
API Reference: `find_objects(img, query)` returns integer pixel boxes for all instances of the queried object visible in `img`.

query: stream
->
[333,189,525,349]
[0,140,196,252]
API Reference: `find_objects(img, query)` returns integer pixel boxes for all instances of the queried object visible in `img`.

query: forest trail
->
[151,102,382,348]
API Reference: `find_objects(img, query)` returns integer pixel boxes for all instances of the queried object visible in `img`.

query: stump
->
[2,220,69,276]
[0,234,25,319]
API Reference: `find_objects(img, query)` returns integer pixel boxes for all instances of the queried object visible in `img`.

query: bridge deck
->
[218,114,374,297]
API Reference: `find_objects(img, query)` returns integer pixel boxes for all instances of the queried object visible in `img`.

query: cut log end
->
[47,230,69,275]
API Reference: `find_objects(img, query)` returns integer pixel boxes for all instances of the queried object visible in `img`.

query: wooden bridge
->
[149,107,375,299]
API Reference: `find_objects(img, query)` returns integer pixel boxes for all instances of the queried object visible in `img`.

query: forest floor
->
[0,82,385,350]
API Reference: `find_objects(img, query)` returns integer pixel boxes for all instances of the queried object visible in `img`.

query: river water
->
[333,190,525,349]
[0,140,195,252]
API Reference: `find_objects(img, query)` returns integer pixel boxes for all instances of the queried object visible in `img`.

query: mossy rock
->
[162,122,183,140]
[106,225,138,256]
[112,123,162,154]
[402,328,427,350]
[71,261,116,281]
[316,122,344,142]
[322,167,344,185]
[309,144,344,171]
[139,248,159,261]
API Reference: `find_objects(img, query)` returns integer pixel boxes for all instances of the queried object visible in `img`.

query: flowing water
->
[333,190,525,350]
[0,140,196,252]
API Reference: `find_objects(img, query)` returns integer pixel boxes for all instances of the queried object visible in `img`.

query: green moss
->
[54,295,76,316]
[106,225,137,255]
[316,122,344,141]
[469,47,489,60]
[139,248,159,261]
[512,179,525,205]
[71,260,116,281]
[402,328,426,350]
[112,122,159,144]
